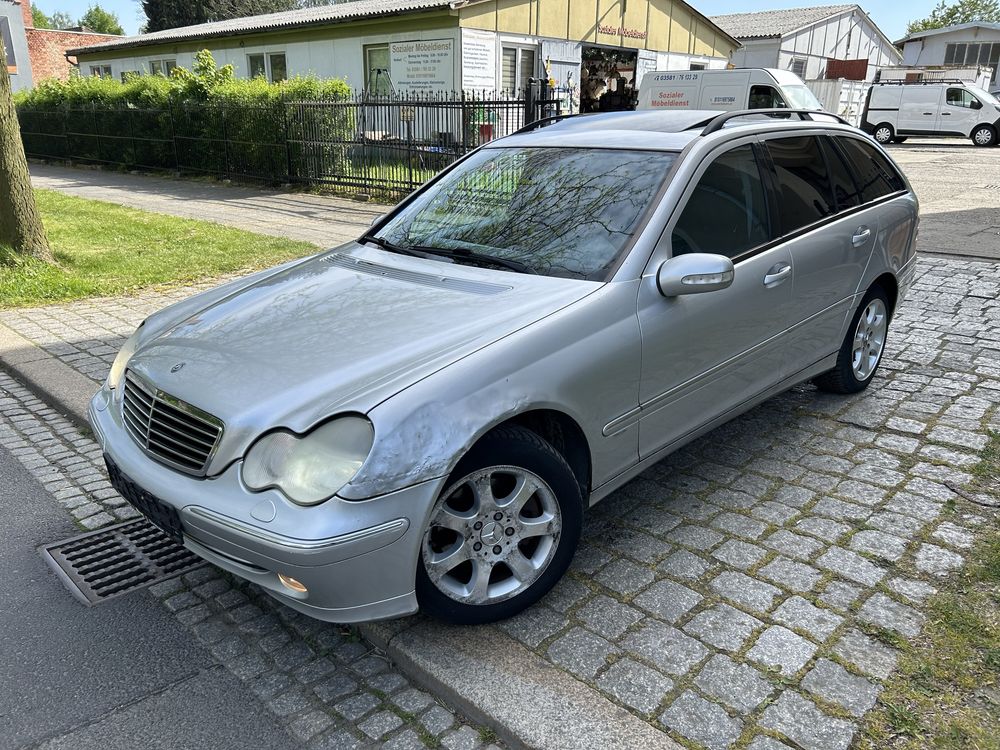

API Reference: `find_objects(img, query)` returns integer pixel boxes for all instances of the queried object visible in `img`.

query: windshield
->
[783,84,824,110]
[373,147,677,280]
[969,84,1000,106]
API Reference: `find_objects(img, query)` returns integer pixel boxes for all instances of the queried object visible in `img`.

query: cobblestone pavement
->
[0,372,504,749]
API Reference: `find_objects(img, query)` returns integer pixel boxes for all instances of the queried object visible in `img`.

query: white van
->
[637,68,824,112]
[862,80,1000,147]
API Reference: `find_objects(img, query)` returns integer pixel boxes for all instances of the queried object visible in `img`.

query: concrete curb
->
[0,325,680,750]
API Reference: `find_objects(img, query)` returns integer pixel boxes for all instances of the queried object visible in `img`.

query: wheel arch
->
[871,272,899,318]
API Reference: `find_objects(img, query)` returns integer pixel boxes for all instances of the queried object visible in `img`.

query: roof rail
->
[700,109,852,136]
[872,79,968,85]
[512,113,578,134]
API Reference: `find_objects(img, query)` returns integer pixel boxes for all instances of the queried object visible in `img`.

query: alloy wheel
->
[851,298,887,381]
[421,465,562,605]
[973,127,995,146]
[874,126,892,144]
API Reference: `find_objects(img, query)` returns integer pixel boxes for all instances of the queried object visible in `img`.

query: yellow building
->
[72,0,738,109]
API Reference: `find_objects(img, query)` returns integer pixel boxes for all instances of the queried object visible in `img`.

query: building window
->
[789,58,807,78]
[247,53,286,83]
[120,70,141,82]
[150,59,176,76]
[269,53,286,83]
[364,44,392,94]
[690,63,706,71]
[944,42,1000,67]
[501,46,536,93]
[90,65,112,78]
[1,17,16,69]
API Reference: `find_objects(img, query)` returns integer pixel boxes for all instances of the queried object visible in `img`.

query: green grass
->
[860,434,1000,750]
[0,189,316,308]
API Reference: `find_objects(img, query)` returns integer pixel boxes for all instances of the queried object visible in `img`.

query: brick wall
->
[27,28,120,81]
[17,0,32,30]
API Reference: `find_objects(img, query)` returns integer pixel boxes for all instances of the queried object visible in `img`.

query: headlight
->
[242,416,374,505]
[108,325,143,389]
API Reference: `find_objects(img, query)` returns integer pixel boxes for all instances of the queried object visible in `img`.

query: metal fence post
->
[281,97,293,182]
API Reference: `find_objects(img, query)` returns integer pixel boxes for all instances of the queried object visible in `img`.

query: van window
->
[835,137,906,203]
[764,136,836,233]
[672,145,770,259]
[819,137,861,210]
[749,85,786,109]
[946,87,978,108]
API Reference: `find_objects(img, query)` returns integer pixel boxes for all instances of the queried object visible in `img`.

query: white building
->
[711,3,901,82]
[895,23,1000,89]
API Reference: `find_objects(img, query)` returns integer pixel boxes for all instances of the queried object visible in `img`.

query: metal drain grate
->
[42,519,204,605]
[983,184,1000,190]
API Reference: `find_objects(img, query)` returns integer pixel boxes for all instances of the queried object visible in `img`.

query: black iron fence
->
[17,86,562,198]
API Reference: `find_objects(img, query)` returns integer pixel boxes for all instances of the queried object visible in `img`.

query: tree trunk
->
[0,42,52,264]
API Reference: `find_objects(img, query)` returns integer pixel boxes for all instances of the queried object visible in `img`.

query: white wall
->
[901,28,1000,85]
[731,39,779,69]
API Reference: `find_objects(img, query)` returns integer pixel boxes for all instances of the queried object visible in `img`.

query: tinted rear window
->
[765,136,836,234]
[836,137,906,203]
[820,136,862,211]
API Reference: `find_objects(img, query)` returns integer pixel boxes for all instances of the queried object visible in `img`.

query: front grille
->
[122,371,223,476]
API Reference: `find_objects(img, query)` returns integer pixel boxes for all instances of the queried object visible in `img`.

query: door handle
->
[941,112,951,116]
[923,112,933,115]
[852,226,872,246]
[763,262,791,287]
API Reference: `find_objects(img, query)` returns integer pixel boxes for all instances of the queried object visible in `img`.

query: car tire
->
[416,425,583,624]
[971,125,997,147]
[892,136,907,144]
[873,124,894,144]
[814,285,891,395]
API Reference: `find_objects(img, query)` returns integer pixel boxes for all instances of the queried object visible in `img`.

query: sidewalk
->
[30,163,389,248]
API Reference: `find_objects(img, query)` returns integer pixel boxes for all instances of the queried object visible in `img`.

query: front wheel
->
[814,286,890,394]
[416,426,583,624]
[873,124,893,144]
[972,125,997,147]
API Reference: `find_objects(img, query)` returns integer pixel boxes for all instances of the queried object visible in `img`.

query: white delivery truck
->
[637,68,824,112]
[861,80,1000,147]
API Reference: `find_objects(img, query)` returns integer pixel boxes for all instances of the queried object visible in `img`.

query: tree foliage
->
[907,0,1000,34]
[50,11,75,29]
[78,4,125,35]
[31,6,52,28]
[142,0,301,32]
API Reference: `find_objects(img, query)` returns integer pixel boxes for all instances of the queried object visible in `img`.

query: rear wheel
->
[873,124,893,144]
[972,125,997,147]
[416,426,583,624]
[814,286,890,394]
[892,136,908,144]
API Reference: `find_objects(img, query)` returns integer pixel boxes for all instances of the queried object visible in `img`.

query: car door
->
[942,86,980,135]
[636,139,794,460]
[898,86,942,134]
[759,134,878,377]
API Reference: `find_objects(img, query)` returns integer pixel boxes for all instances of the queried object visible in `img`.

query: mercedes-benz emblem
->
[479,521,503,545]
[170,362,186,373]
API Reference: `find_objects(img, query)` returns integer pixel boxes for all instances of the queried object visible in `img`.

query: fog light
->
[278,574,307,594]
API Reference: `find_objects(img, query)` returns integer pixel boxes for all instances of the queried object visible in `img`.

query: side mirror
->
[370,213,387,227]
[971,99,983,110]
[657,253,735,297]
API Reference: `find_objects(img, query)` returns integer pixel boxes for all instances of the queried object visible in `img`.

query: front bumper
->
[89,386,445,623]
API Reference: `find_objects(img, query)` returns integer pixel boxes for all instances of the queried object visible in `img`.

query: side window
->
[946,87,976,108]
[819,136,861,211]
[835,137,906,203]
[764,136,836,233]
[749,85,786,109]
[672,145,770,259]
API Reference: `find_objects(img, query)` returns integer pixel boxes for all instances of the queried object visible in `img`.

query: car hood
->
[125,244,599,470]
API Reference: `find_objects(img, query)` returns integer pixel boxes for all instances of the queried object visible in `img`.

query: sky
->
[41,0,942,41]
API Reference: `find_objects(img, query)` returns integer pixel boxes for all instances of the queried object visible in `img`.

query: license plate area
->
[105,456,185,543]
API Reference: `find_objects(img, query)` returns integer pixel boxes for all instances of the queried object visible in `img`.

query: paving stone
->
[773,596,844,641]
[884,493,943,522]
[759,691,855,750]
[547,627,617,679]
[577,595,644,638]
[420,704,455,735]
[764,529,824,561]
[711,539,767,570]
[747,737,795,750]
[710,571,781,614]
[795,517,852,543]
[334,692,381,721]
[666,524,726,550]
[543,577,590,612]
[817,547,886,586]
[441,725,483,750]
[813,497,871,522]
[288,710,334,742]
[887,577,937,605]
[759,557,822,593]
[658,549,712,581]
[596,658,674,714]
[802,658,880,717]
[694,654,773,713]
[498,605,569,648]
[624,620,708,676]
[267,689,311,718]
[633,579,703,623]
[818,580,862,611]
[660,691,742,750]
[747,626,817,676]
[710,512,768,540]
[914,543,965,577]
[849,529,909,562]
[931,521,975,550]
[383,729,429,750]
[391,687,435,713]
[313,674,359,703]
[858,593,924,637]
[683,603,763,652]
[595,559,656,596]
[833,628,899,679]
[358,710,404,740]
[750,500,800,525]
[866,511,925,539]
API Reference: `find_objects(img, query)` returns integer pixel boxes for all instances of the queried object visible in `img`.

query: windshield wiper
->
[408,245,537,275]
[359,234,426,258]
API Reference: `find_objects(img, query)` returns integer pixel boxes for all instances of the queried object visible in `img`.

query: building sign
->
[597,25,647,40]
[462,29,497,90]
[390,39,455,92]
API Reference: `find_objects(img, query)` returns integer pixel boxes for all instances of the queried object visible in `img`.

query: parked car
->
[862,80,1000,146]
[637,68,824,113]
[91,109,919,625]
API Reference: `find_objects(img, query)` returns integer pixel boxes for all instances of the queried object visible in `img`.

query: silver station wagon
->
[90,109,919,625]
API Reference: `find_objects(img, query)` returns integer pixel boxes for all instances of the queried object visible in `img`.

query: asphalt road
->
[0,444,301,750]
